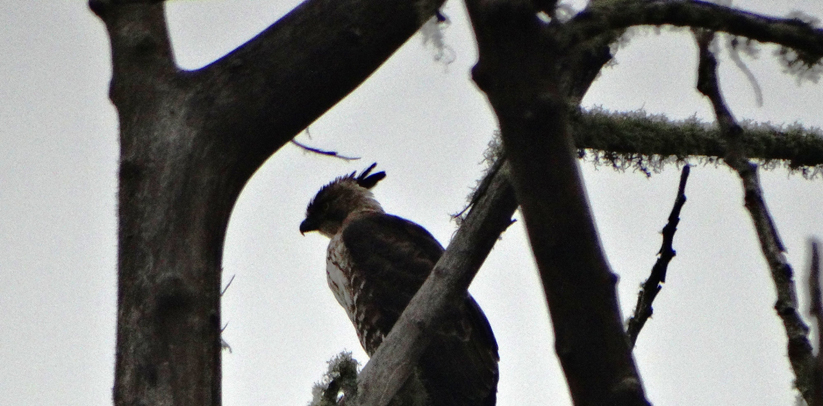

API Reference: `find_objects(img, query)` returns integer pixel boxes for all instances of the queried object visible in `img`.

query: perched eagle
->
[300,164,499,406]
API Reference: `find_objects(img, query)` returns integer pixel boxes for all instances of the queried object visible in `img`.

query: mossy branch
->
[572,108,823,176]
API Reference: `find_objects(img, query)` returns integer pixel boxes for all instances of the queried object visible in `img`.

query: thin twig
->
[726,37,763,107]
[292,139,360,161]
[221,274,236,296]
[694,29,816,405]
[627,165,690,347]
[809,240,823,406]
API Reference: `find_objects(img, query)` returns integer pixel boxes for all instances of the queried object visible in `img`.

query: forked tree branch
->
[694,29,816,405]
[627,165,690,347]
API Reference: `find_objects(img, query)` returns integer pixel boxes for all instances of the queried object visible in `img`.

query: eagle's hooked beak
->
[299,219,317,235]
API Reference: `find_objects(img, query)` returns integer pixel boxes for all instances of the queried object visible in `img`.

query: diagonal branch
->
[626,165,690,347]
[694,29,816,405]
[345,163,518,406]
[194,0,445,168]
[569,0,823,58]
[291,139,361,161]
[94,0,446,185]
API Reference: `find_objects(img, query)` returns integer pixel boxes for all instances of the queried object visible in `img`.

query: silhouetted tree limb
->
[464,1,649,405]
[809,241,823,406]
[291,139,361,161]
[626,165,690,347]
[695,29,816,405]
[569,0,823,59]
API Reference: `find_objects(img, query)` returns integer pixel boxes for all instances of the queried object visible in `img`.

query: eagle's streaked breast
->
[327,230,386,353]
[326,233,354,314]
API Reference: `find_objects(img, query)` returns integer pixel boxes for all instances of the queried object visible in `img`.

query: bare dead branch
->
[809,240,823,406]
[694,29,816,405]
[569,0,823,59]
[291,139,361,161]
[810,241,822,337]
[626,165,690,347]
[344,164,518,406]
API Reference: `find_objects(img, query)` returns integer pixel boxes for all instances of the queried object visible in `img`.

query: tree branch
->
[291,139,361,161]
[89,1,177,114]
[345,163,518,406]
[572,109,823,173]
[695,29,816,405]
[808,240,823,406]
[464,1,648,404]
[569,0,823,59]
[192,0,445,174]
[626,165,690,347]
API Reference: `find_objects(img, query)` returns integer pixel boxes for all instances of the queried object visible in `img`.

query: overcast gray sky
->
[1,1,822,405]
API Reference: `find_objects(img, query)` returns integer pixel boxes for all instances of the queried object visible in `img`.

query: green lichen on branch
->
[309,352,429,406]
[455,108,823,223]
[572,107,823,176]
[453,134,506,226]
[310,352,359,406]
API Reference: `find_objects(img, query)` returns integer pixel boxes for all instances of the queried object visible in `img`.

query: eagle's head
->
[300,163,386,238]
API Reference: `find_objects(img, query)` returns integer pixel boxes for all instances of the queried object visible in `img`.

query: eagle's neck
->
[313,185,384,238]
[350,189,383,214]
